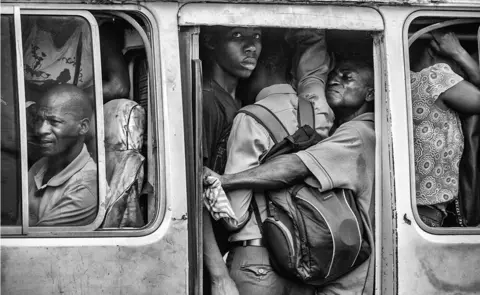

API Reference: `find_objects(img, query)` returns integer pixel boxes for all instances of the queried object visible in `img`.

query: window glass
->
[1,15,21,226]
[408,17,480,228]
[22,15,99,227]
[0,11,158,234]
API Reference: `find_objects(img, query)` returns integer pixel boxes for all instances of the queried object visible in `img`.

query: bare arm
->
[431,32,480,87]
[431,32,480,114]
[439,81,480,114]
[218,154,310,192]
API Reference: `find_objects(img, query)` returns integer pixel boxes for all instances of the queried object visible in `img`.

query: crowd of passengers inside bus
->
[1,14,480,295]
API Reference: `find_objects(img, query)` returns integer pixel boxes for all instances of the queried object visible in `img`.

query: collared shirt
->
[224,84,331,242]
[410,63,464,206]
[295,112,375,295]
[28,144,98,226]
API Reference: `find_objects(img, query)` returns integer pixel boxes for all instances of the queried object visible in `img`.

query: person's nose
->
[36,119,51,136]
[244,38,258,55]
[328,74,341,87]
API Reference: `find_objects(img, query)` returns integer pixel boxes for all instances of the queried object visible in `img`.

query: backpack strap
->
[297,97,315,129]
[238,104,289,144]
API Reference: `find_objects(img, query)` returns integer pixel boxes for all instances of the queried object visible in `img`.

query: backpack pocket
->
[262,212,297,280]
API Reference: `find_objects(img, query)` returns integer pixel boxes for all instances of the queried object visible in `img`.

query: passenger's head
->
[244,30,289,102]
[202,26,262,80]
[34,84,92,158]
[326,59,374,120]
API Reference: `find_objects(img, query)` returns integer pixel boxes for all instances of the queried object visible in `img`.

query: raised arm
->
[431,31,480,87]
[285,29,334,138]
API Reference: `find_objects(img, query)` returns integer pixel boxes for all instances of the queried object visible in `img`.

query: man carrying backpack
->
[204,58,375,295]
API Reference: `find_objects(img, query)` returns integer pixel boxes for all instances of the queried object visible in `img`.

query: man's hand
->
[211,275,240,295]
[430,31,466,59]
[203,167,221,185]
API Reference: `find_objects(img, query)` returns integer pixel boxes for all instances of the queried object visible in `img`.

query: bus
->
[1,0,480,294]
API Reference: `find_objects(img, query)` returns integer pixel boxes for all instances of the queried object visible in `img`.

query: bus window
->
[1,10,160,235]
[21,14,103,229]
[1,14,21,227]
[192,24,379,294]
[407,16,480,230]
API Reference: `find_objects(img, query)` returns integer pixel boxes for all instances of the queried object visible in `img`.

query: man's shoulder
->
[68,157,97,189]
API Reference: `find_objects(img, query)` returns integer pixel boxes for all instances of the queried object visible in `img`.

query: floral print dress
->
[411,63,464,206]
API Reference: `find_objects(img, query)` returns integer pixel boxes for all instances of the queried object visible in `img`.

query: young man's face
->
[34,94,83,157]
[214,27,262,79]
[326,61,373,112]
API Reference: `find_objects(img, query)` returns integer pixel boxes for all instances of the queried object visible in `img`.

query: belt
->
[231,238,265,247]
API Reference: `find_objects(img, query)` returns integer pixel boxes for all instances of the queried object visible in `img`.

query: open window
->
[0,7,162,236]
[404,12,480,233]
[178,3,386,294]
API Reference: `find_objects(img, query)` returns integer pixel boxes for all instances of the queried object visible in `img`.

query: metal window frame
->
[1,6,23,236]
[178,3,384,31]
[2,8,107,235]
[1,4,167,239]
[404,10,480,235]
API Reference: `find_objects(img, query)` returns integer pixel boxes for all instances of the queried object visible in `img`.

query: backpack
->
[238,98,371,286]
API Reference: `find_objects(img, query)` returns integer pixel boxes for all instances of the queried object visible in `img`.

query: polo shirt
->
[296,112,375,295]
[28,144,98,226]
[224,84,332,242]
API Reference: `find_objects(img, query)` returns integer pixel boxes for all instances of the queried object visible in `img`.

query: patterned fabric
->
[23,20,93,89]
[203,176,238,225]
[102,99,146,228]
[411,63,464,206]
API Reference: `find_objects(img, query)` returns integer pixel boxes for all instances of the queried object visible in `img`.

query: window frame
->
[0,9,108,235]
[1,4,168,240]
[1,6,24,236]
[1,6,167,237]
[403,10,480,235]
[178,3,387,293]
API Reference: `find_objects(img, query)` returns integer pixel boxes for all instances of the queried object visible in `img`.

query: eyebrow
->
[45,115,64,122]
[339,69,358,74]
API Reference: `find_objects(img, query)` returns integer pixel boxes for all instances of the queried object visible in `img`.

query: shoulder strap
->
[238,104,289,144]
[297,97,315,128]
[251,197,263,235]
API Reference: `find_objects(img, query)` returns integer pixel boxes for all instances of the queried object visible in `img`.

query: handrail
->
[408,18,480,47]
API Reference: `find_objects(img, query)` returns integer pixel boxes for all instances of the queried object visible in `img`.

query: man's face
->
[34,94,82,157]
[214,27,262,79]
[326,61,372,111]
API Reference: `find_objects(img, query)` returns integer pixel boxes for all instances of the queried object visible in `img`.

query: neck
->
[212,63,239,99]
[412,52,435,72]
[254,75,287,102]
[335,103,371,125]
[46,142,83,176]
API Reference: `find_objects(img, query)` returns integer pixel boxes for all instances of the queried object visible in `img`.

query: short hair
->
[41,84,93,120]
[256,29,288,79]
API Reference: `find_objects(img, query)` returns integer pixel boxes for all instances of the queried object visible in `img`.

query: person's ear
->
[365,88,374,102]
[78,117,90,136]
[202,33,215,50]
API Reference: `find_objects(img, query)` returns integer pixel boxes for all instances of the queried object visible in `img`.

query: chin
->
[236,69,254,79]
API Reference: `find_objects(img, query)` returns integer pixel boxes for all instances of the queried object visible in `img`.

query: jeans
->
[226,245,316,295]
